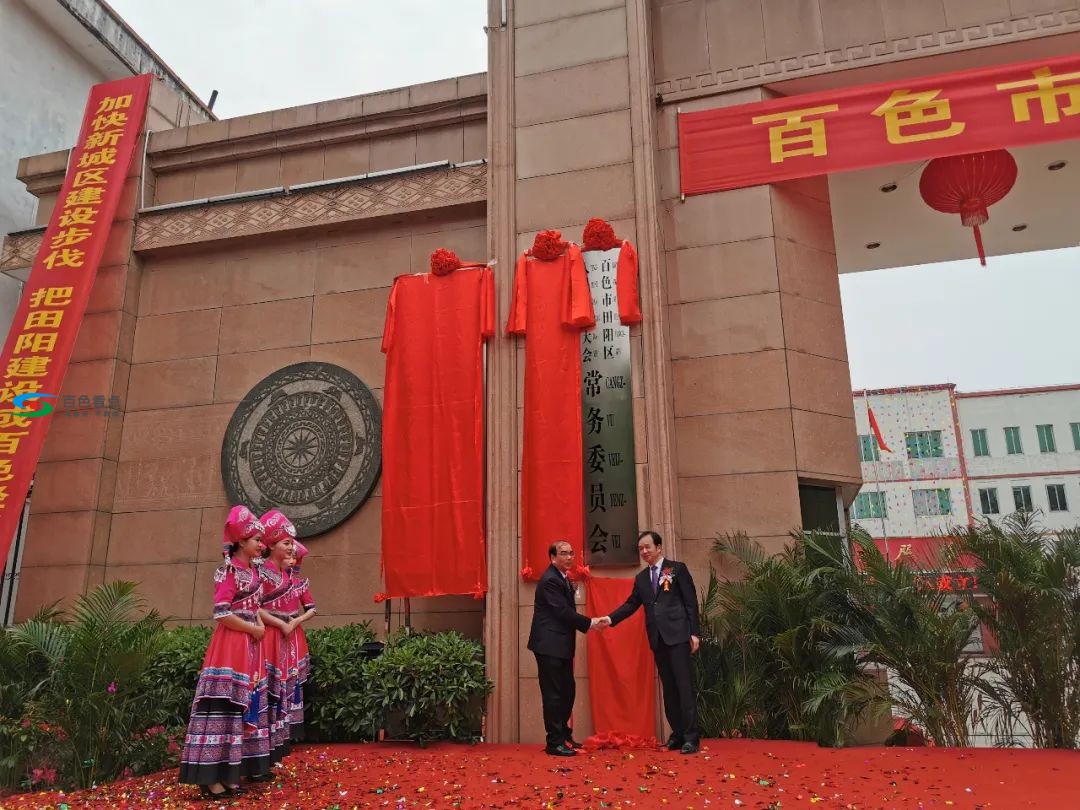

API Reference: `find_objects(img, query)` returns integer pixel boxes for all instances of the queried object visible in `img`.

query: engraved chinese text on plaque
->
[581,247,638,566]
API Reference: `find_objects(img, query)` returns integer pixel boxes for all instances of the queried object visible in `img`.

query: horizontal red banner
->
[679,53,1080,195]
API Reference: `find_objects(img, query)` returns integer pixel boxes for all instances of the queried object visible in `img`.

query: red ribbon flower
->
[520,565,534,580]
[373,592,388,603]
[471,583,486,600]
[581,218,620,251]
[430,247,463,276]
[528,230,567,261]
[571,563,591,581]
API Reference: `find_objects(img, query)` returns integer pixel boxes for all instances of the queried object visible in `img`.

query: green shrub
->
[10,582,169,788]
[305,622,380,742]
[368,631,492,745]
[137,625,213,729]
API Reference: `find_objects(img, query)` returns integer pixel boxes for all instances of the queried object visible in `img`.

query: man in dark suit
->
[527,540,603,756]
[603,530,701,754]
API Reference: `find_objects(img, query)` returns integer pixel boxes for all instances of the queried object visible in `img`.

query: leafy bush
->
[137,625,213,729]
[0,718,68,792]
[305,622,380,742]
[368,631,492,745]
[9,582,168,788]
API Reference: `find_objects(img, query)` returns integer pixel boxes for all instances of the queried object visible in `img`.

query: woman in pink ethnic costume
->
[256,509,297,766]
[284,539,317,739]
[179,506,271,799]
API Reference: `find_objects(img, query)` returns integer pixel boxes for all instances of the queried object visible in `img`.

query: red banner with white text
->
[0,74,152,565]
[679,54,1080,195]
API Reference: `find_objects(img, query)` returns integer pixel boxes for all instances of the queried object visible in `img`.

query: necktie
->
[650,565,659,594]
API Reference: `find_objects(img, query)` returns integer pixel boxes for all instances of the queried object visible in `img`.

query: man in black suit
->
[527,540,603,756]
[602,530,701,754]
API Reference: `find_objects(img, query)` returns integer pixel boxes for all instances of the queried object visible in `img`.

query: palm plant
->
[693,567,765,739]
[820,529,996,747]
[948,513,1080,748]
[10,581,168,788]
[712,532,888,746]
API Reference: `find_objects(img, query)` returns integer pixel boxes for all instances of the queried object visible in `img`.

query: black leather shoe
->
[565,738,584,749]
[545,744,577,756]
[680,742,700,754]
[665,737,683,751]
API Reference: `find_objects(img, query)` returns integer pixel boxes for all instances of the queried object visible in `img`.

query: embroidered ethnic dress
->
[258,561,293,763]
[281,569,315,738]
[179,557,270,785]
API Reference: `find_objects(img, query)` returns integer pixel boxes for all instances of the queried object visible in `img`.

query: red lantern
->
[918,149,1018,266]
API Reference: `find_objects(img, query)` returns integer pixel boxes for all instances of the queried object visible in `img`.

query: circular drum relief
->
[221,362,381,538]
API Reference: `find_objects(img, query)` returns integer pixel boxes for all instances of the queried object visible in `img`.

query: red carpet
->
[3,740,1075,808]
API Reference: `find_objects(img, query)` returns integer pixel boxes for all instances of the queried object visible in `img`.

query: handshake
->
[589,616,612,631]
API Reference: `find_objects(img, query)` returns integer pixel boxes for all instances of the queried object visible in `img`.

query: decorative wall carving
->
[0,228,43,272]
[133,163,487,252]
[656,9,1080,103]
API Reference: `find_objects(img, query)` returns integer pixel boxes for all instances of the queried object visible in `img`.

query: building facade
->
[852,383,1080,549]
[4,0,1080,743]
[0,0,210,620]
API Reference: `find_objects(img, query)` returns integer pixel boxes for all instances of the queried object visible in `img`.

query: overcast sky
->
[108,0,1079,394]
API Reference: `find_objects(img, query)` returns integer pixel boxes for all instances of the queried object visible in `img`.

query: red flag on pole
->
[867,406,891,453]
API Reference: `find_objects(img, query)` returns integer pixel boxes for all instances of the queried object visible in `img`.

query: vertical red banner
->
[0,74,152,565]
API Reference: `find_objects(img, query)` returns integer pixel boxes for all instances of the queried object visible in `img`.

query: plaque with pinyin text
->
[581,247,639,566]
[221,362,381,538]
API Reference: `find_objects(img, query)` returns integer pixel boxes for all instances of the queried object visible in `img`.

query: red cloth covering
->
[380,262,494,599]
[506,243,595,579]
[584,575,657,744]
[612,240,642,325]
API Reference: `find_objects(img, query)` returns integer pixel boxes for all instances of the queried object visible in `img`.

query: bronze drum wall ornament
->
[221,362,382,538]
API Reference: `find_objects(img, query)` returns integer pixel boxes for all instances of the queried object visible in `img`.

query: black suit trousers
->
[654,641,698,745]
[534,652,575,748]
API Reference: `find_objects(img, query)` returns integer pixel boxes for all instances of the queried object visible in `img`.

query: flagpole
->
[863,391,891,561]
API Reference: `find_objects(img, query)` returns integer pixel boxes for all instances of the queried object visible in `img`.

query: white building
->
[958,385,1080,533]
[0,0,212,317]
[851,385,968,557]
[850,382,1080,553]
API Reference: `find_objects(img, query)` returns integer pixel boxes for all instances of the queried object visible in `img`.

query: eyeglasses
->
[556,550,575,557]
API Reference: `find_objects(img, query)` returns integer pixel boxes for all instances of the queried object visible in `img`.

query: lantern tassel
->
[972,224,987,266]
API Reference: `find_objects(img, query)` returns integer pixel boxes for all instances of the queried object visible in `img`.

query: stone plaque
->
[581,247,639,566]
[221,362,382,538]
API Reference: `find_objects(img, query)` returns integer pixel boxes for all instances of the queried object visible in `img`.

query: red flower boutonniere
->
[660,566,675,592]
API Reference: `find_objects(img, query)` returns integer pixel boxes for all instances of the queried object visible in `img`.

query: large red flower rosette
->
[528,229,568,261]
[581,218,620,251]
[430,247,463,276]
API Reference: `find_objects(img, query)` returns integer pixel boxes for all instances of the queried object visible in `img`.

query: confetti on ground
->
[0,739,1075,809]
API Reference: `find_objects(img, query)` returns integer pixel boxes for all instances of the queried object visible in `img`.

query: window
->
[1037,424,1057,453]
[913,488,952,517]
[852,491,887,519]
[1004,426,1023,455]
[978,488,1000,515]
[905,430,944,459]
[1071,422,1080,451]
[1047,484,1068,512]
[858,434,880,462]
[1013,486,1033,512]
[970,428,989,457]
